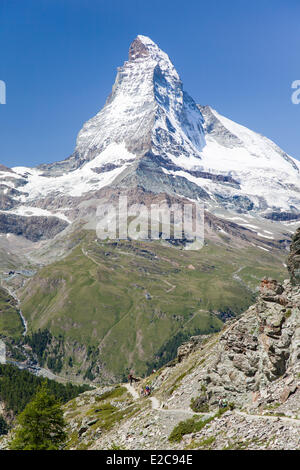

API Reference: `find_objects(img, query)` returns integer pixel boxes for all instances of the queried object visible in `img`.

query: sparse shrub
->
[190,395,209,413]
[284,309,292,319]
[109,442,125,450]
[169,416,214,443]
[215,406,229,418]
[95,386,126,402]
[196,436,216,448]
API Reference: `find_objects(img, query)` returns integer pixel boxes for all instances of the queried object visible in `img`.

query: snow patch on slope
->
[13,143,135,199]
[2,206,71,223]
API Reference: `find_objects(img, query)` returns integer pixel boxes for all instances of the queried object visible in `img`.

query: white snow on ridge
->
[210,108,300,170]
[2,206,71,223]
[11,143,135,200]
[256,232,274,239]
[256,246,270,252]
[195,109,300,212]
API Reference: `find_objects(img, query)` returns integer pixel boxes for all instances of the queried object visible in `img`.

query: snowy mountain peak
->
[128,35,178,76]
[1,36,299,229]
[73,34,205,166]
[129,35,159,61]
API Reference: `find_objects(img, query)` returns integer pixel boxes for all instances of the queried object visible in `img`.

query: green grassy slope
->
[20,234,287,380]
[0,288,23,340]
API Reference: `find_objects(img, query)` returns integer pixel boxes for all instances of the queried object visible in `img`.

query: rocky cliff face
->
[0,213,68,242]
[288,227,300,285]
[198,278,300,408]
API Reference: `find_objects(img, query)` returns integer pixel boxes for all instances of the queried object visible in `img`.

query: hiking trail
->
[124,383,300,425]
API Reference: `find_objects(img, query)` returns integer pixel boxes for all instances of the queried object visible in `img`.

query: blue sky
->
[0,0,299,167]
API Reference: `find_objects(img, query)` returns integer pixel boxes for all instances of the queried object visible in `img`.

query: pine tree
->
[9,382,67,450]
[0,415,8,436]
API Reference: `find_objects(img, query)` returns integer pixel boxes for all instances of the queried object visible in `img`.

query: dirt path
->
[232,265,254,292]
[125,383,140,400]
[163,280,176,293]
[234,410,300,425]
[125,383,210,418]
[82,247,102,267]
[125,384,300,426]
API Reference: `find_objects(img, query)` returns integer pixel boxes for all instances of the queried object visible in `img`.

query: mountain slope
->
[0,288,23,340]
[18,230,287,382]
[45,227,299,451]
[199,105,300,218]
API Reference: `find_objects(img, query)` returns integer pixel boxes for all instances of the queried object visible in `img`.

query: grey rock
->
[287,227,300,285]
[0,213,68,241]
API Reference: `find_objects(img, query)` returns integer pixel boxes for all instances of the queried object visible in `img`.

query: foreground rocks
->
[195,278,300,409]
[186,411,300,450]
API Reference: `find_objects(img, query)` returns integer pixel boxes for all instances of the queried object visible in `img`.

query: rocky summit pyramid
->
[39,35,206,175]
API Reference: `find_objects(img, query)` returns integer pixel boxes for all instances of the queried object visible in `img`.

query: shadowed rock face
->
[287,227,300,285]
[0,213,68,242]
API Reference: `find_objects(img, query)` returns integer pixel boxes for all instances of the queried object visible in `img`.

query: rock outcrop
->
[288,227,300,285]
[0,213,68,242]
[200,278,300,408]
[177,335,210,363]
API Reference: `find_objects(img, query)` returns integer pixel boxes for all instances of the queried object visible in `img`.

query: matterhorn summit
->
[0,35,300,241]
[75,35,206,165]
